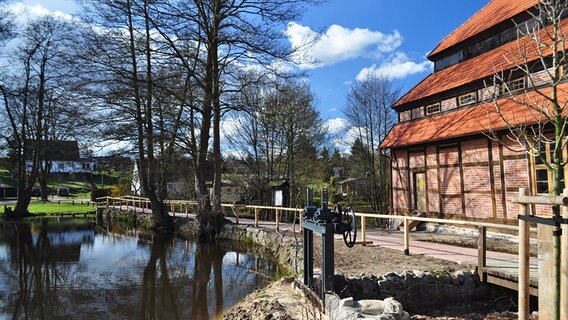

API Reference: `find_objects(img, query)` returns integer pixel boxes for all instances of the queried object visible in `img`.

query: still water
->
[0,219,280,319]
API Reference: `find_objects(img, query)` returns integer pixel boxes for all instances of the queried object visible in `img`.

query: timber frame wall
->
[390,134,534,223]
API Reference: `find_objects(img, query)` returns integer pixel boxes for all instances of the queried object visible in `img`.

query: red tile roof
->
[394,18,568,108]
[380,83,568,149]
[428,0,538,59]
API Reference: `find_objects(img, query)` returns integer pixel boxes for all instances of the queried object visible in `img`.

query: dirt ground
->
[223,228,537,320]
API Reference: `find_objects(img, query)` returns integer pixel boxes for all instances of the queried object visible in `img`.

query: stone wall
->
[177,221,304,275]
[330,270,494,314]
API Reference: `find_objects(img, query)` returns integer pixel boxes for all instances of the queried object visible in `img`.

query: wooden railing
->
[96,196,522,255]
[96,196,305,231]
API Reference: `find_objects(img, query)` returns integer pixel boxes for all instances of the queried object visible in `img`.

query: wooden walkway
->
[474,256,539,295]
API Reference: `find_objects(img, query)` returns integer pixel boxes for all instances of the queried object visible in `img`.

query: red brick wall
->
[390,136,531,222]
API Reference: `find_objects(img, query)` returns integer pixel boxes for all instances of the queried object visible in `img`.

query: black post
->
[303,227,313,287]
[322,222,335,297]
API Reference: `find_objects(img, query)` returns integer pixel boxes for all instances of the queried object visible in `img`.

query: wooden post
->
[478,226,487,282]
[255,208,259,227]
[362,216,367,243]
[562,188,568,320]
[403,217,410,255]
[276,208,280,232]
[185,203,189,218]
[518,187,530,320]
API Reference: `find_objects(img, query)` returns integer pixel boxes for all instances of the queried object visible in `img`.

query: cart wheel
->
[342,206,357,248]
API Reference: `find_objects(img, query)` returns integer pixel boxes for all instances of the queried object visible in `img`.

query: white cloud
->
[356,52,433,81]
[325,117,348,135]
[8,2,75,22]
[285,22,402,69]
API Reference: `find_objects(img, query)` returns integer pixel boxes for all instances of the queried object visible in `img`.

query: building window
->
[502,77,525,94]
[426,103,441,115]
[458,92,477,106]
[532,142,565,194]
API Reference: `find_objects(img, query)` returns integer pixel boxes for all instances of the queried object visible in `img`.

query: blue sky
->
[293,0,489,122]
[7,0,489,151]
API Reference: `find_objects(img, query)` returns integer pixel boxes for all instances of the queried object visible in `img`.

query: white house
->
[25,140,95,174]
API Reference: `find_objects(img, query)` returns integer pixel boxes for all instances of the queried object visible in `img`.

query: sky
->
[5,0,490,152]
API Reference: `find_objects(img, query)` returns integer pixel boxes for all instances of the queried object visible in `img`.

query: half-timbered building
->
[380,0,568,223]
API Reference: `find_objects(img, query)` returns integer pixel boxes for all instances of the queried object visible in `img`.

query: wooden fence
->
[96,195,524,261]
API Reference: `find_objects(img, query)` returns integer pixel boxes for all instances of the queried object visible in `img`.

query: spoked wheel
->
[342,206,357,248]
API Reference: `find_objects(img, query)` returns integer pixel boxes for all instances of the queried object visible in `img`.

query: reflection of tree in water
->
[139,232,181,320]
[8,221,61,319]
[0,221,279,319]
[191,241,226,320]
[138,237,229,320]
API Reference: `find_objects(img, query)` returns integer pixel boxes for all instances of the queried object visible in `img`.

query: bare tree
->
[1,16,81,215]
[344,76,400,214]
[486,1,567,318]
[227,78,326,207]
[76,0,193,230]
[144,0,324,236]
[0,0,14,44]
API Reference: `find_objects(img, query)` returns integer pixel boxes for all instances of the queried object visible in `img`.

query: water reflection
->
[0,219,279,319]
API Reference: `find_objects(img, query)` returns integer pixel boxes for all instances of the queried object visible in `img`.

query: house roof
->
[428,0,538,59]
[25,140,81,161]
[380,82,568,149]
[394,17,568,109]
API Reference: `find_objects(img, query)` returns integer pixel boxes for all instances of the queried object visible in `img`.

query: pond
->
[0,218,281,319]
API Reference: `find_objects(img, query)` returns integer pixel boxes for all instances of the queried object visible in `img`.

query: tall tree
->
[149,0,323,236]
[344,76,400,214]
[228,79,326,207]
[77,0,190,230]
[1,16,80,215]
[486,1,567,318]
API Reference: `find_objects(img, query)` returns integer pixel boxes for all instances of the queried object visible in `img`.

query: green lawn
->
[1,200,96,215]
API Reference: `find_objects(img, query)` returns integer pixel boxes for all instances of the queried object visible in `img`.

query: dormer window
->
[426,103,441,115]
[458,92,477,106]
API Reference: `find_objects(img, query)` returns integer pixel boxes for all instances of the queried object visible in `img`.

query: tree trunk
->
[39,179,49,201]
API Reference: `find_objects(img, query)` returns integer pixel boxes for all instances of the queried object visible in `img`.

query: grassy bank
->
[1,200,96,215]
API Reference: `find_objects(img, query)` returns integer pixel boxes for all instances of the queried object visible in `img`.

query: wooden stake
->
[561,189,568,320]
[362,216,367,243]
[478,226,487,282]
[404,217,410,255]
[518,188,529,320]
[255,208,259,227]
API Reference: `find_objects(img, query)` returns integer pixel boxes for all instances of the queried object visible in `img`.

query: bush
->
[110,184,128,197]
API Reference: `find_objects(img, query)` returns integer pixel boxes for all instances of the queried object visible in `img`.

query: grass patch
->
[1,200,96,215]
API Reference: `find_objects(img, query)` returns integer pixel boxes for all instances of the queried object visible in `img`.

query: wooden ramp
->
[465,256,539,296]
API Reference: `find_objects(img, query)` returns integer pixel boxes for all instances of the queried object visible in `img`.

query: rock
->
[383,297,404,317]
[340,297,355,308]
[412,270,426,279]
[358,299,385,315]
